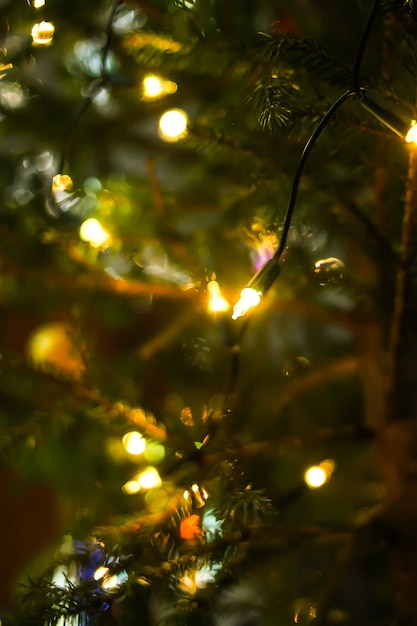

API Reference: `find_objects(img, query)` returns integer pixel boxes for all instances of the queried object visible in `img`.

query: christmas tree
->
[1,0,417,623]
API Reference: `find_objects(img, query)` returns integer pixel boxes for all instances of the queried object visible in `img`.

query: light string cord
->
[58,0,122,174]
[220,0,384,419]
[352,0,381,97]
[220,90,355,417]
[273,0,382,262]
[272,89,355,262]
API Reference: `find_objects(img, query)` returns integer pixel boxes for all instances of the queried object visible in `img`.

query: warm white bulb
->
[122,431,146,455]
[94,566,109,581]
[143,75,164,98]
[52,174,73,194]
[406,120,417,145]
[304,460,334,489]
[304,466,326,488]
[79,218,110,248]
[159,109,188,141]
[207,280,229,313]
[31,21,54,45]
[232,287,261,320]
[122,480,141,495]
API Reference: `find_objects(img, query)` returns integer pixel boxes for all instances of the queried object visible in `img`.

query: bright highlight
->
[142,74,177,100]
[159,109,188,141]
[143,75,164,98]
[79,218,110,248]
[122,480,141,494]
[122,431,146,455]
[31,21,55,45]
[52,174,73,194]
[304,459,335,488]
[406,120,417,145]
[232,287,261,320]
[207,280,229,313]
[137,467,162,489]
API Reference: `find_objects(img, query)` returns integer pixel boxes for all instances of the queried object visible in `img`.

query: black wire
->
[273,89,355,262]
[352,0,381,96]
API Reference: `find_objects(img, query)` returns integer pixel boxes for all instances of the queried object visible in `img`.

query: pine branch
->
[263,34,354,90]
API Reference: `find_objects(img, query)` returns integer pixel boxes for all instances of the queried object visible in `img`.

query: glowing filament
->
[207,280,229,313]
[232,287,261,320]
[31,21,55,45]
[406,120,417,145]
[79,218,110,248]
[28,0,46,6]
[137,467,162,489]
[158,109,188,141]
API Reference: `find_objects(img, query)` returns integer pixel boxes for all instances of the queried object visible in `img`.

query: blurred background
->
[0,0,416,624]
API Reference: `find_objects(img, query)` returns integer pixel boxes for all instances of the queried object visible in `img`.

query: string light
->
[79,217,110,248]
[122,480,140,494]
[137,466,162,489]
[304,460,335,489]
[207,280,229,313]
[158,109,188,141]
[232,89,354,321]
[52,174,73,194]
[122,431,146,455]
[232,257,281,320]
[406,121,417,144]
[31,21,55,46]
[232,288,261,320]
[142,74,177,100]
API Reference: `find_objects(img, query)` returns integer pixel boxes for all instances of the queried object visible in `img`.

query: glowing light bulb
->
[143,75,164,98]
[28,0,46,7]
[304,460,335,489]
[406,120,417,145]
[79,218,110,248]
[122,480,140,494]
[94,566,109,581]
[232,287,261,320]
[158,109,188,141]
[207,280,230,313]
[137,466,162,489]
[142,74,177,100]
[122,431,146,455]
[52,174,73,194]
[31,21,55,45]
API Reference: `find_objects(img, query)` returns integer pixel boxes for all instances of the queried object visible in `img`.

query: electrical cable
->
[273,89,355,262]
[352,0,380,97]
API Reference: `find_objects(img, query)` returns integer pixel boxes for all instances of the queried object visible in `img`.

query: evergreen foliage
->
[1,0,417,624]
